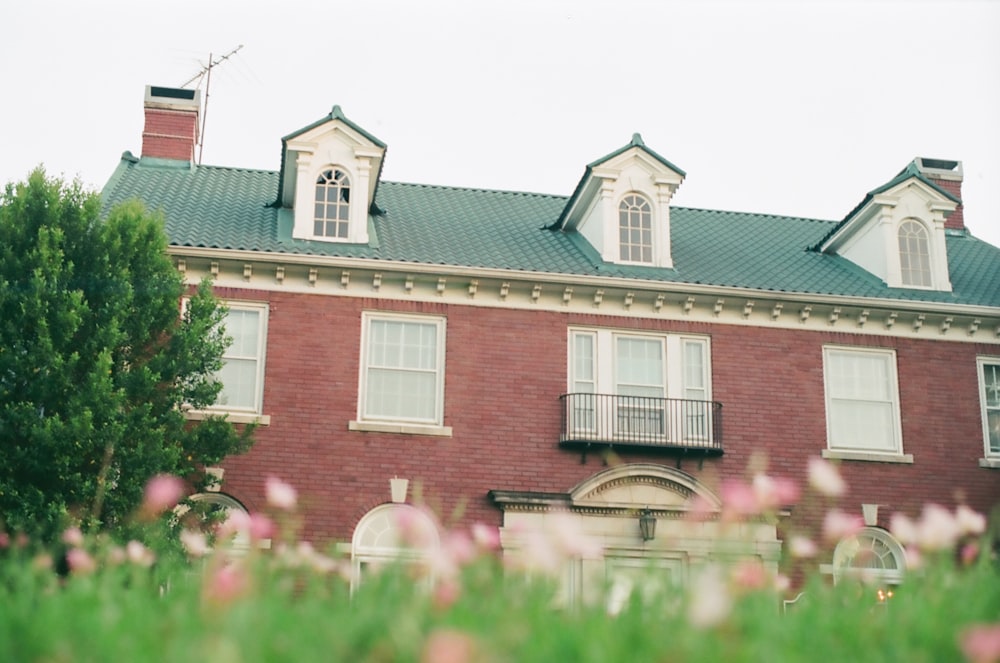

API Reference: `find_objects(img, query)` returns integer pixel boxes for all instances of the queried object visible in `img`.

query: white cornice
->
[169,246,1000,319]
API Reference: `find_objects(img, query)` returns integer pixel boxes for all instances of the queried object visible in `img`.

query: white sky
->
[4,0,999,247]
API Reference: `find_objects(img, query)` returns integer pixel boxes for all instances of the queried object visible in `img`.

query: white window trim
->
[566,327,712,443]
[567,327,712,401]
[822,346,904,459]
[897,218,933,289]
[977,356,1000,463]
[354,312,447,430]
[182,300,270,425]
[617,192,655,265]
[822,527,906,586]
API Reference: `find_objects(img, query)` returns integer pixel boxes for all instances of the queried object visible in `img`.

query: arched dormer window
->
[314,169,351,238]
[898,219,932,287]
[619,194,653,263]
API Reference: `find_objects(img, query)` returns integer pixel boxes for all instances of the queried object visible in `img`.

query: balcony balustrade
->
[559,393,723,454]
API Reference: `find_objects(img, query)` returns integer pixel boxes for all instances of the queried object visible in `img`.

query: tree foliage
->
[0,169,253,538]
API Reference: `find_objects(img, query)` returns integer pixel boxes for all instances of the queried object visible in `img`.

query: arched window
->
[832,527,906,585]
[179,492,257,554]
[898,219,931,287]
[314,169,351,238]
[350,503,440,590]
[618,194,653,263]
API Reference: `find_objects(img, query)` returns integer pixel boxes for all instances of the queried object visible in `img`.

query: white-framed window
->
[349,503,440,592]
[211,302,269,415]
[358,313,446,426]
[898,219,932,287]
[978,357,1000,458]
[314,168,351,239]
[618,193,653,263]
[567,328,711,443]
[831,527,905,586]
[822,346,902,456]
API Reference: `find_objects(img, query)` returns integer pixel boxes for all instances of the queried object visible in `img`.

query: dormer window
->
[315,169,351,238]
[898,219,931,287]
[551,134,685,269]
[619,194,653,263]
[278,105,386,246]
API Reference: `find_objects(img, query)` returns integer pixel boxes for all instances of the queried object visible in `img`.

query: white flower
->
[265,476,298,511]
[180,529,210,558]
[807,457,846,497]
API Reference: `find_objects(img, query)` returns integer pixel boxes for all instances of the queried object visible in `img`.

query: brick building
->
[101,85,1000,597]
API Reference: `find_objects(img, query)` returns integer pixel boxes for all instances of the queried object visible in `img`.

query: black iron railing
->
[559,393,723,452]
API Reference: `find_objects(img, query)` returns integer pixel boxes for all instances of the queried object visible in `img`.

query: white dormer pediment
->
[555,135,685,269]
[820,162,960,291]
[278,106,386,245]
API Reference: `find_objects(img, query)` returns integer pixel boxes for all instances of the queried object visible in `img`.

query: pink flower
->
[721,479,760,518]
[807,457,846,497]
[126,540,155,567]
[421,629,477,663]
[956,505,987,537]
[248,513,276,542]
[471,523,500,551]
[66,548,97,575]
[142,474,185,515]
[822,509,865,542]
[217,510,252,541]
[752,474,800,510]
[61,526,84,547]
[204,562,249,605]
[788,535,818,558]
[180,529,210,558]
[890,512,919,546]
[917,503,963,551]
[265,476,297,511]
[0,532,8,549]
[731,561,768,590]
[959,623,1000,663]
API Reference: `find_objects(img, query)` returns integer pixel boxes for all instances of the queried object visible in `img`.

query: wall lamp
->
[639,508,657,541]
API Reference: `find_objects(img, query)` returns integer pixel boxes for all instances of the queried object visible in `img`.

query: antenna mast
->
[180,44,244,165]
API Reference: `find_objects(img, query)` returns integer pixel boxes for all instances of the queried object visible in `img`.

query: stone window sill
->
[185,410,271,426]
[349,420,453,437]
[822,449,913,464]
[979,458,1000,469]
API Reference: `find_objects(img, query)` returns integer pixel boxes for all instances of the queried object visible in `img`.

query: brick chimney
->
[914,157,964,230]
[141,85,200,161]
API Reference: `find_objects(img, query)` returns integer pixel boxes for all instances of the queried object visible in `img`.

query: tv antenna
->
[180,44,244,164]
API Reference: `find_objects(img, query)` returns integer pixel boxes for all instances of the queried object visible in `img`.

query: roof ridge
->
[380,179,568,200]
[673,205,836,224]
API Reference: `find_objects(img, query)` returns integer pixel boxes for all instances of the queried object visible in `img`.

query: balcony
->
[559,393,723,457]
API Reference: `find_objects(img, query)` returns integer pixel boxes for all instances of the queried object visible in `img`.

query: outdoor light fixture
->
[638,508,656,541]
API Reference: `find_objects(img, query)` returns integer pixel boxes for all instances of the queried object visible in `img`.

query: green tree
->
[0,169,253,539]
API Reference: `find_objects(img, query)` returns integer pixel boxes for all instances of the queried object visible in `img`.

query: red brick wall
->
[142,108,198,161]
[929,178,965,230]
[212,288,1000,547]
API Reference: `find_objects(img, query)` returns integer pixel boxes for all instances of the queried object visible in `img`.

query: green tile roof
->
[100,153,1000,308]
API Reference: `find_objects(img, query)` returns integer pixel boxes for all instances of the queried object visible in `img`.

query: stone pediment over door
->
[568,463,722,513]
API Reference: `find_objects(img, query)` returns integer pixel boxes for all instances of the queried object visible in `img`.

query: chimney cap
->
[144,85,201,111]
[914,157,963,181]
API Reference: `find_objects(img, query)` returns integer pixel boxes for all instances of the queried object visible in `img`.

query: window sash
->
[898,220,932,287]
[213,305,267,413]
[361,315,445,424]
[824,348,901,453]
[567,329,711,442]
[980,359,1000,456]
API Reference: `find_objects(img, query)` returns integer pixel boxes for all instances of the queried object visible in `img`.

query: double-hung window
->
[358,313,446,428]
[822,347,903,458]
[567,328,711,444]
[978,357,1000,459]
[212,303,269,416]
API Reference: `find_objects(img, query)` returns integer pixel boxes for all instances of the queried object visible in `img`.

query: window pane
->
[365,318,441,422]
[217,358,257,409]
[826,349,898,452]
[615,337,663,396]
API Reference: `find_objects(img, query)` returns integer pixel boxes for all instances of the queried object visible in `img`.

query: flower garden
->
[1,461,998,662]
